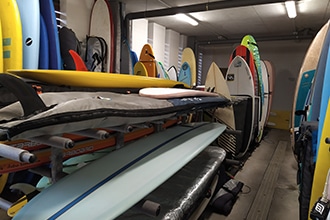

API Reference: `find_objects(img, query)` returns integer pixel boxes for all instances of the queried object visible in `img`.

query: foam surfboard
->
[181,47,196,87]
[38,15,49,69]
[178,62,192,86]
[133,61,148,76]
[139,44,157,77]
[264,60,275,124]
[291,21,329,147]
[139,87,219,99]
[16,0,40,69]
[8,69,190,89]
[39,0,61,70]
[226,56,255,155]
[89,0,115,72]
[205,62,235,130]
[309,99,330,214]
[0,0,23,72]
[13,122,226,220]
[0,20,3,72]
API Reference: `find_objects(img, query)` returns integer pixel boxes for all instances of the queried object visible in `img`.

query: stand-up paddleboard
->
[13,122,226,220]
[264,60,275,124]
[226,56,255,155]
[38,15,49,69]
[140,44,157,77]
[133,61,148,76]
[261,60,269,128]
[241,35,264,106]
[8,69,190,89]
[0,20,3,72]
[178,62,192,86]
[291,21,329,147]
[0,0,23,72]
[139,87,219,99]
[39,0,61,70]
[309,99,330,214]
[181,47,196,87]
[155,61,170,79]
[167,66,178,81]
[16,0,40,69]
[89,0,114,72]
[205,62,235,130]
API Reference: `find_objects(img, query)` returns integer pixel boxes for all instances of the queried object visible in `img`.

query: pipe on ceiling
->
[125,0,288,20]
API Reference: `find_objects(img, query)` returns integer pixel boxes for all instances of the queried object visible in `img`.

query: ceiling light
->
[175,13,199,26]
[285,1,297,19]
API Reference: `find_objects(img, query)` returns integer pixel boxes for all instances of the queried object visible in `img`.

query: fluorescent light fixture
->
[285,1,297,18]
[176,13,199,26]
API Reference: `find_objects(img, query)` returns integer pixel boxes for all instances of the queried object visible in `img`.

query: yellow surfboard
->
[309,98,330,214]
[133,61,148,76]
[8,69,190,89]
[181,47,196,87]
[0,0,23,72]
[0,20,3,72]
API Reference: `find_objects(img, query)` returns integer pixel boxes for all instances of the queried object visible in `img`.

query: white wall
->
[165,29,180,70]
[148,22,166,63]
[131,19,148,56]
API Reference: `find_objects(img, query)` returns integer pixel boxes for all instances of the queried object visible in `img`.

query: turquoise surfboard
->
[16,0,40,69]
[39,0,61,70]
[38,15,49,69]
[13,122,226,220]
[178,62,191,86]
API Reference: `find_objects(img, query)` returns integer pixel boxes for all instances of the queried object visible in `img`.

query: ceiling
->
[120,0,330,43]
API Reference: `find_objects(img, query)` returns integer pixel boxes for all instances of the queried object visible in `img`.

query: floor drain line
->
[246,140,288,220]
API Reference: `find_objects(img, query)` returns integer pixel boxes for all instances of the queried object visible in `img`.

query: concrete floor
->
[0,128,299,220]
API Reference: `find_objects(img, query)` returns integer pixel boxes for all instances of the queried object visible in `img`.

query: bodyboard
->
[16,0,40,69]
[89,0,115,72]
[181,47,196,87]
[12,122,226,220]
[0,0,23,72]
[139,44,157,77]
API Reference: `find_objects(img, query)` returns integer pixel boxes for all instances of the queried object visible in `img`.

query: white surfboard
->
[139,87,219,99]
[16,0,40,69]
[261,60,269,128]
[13,122,226,220]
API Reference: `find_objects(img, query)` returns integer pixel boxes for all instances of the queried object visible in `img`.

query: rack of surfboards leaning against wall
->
[0,0,280,219]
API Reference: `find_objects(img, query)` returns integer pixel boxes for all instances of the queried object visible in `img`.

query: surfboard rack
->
[72,129,109,140]
[27,135,75,150]
[0,143,36,163]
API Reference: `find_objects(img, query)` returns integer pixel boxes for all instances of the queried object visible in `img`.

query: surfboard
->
[38,15,49,69]
[89,0,115,72]
[133,61,148,76]
[139,87,219,99]
[241,35,264,106]
[309,98,330,214]
[181,47,196,87]
[226,56,255,155]
[167,66,178,81]
[204,62,235,130]
[155,61,170,79]
[8,69,190,89]
[264,60,275,124]
[39,0,61,70]
[0,20,3,72]
[139,44,157,77]
[16,0,40,69]
[178,62,192,86]
[0,0,23,72]
[12,122,226,220]
[261,60,269,129]
[290,21,329,147]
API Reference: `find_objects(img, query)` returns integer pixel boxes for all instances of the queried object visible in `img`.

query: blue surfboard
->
[39,0,61,70]
[38,15,49,69]
[17,0,40,69]
[178,62,192,86]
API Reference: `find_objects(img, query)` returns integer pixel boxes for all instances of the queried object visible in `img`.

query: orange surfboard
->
[139,44,156,77]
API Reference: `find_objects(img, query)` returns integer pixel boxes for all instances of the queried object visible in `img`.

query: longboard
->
[309,99,330,214]
[291,21,329,147]
[0,0,23,72]
[204,62,235,130]
[89,0,115,72]
[226,56,255,155]
[139,44,157,77]
[139,87,219,99]
[16,0,40,69]
[13,122,226,220]
[39,0,61,70]
[8,69,190,89]
[181,47,196,87]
